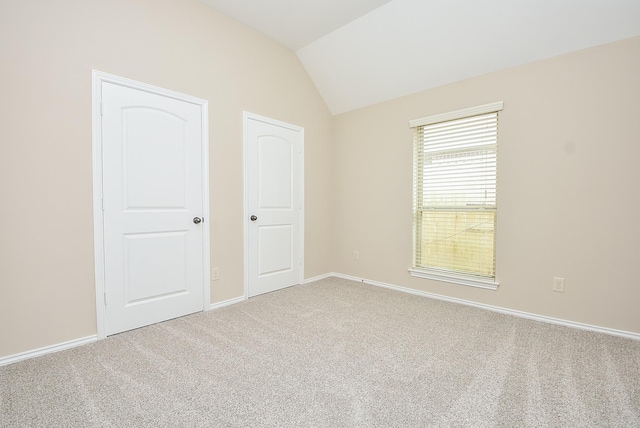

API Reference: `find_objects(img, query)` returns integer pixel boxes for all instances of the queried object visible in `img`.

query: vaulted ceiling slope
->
[202,0,640,115]
[200,0,393,50]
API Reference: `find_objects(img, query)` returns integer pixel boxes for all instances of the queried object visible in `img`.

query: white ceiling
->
[200,0,393,50]
[201,0,640,115]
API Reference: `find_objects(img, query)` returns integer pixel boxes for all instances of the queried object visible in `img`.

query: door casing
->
[92,70,210,339]
[243,111,304,298]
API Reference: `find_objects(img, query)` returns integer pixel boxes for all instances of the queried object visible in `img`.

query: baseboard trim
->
[303,272,335,284]
[2,295,248,366]
[0,335,98,367]
[327,272,640,341]
[209,295,246,310]
[7,273,635,366]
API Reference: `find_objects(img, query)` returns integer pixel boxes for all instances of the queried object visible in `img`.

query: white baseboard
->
[209,273,334,309]
[7,273,635,367]
[0,335,98,367]
[209,295,246,310]
[2,295,248,366]
[208,274,331,310]
[303,272,335,284]
[325,272,640,341]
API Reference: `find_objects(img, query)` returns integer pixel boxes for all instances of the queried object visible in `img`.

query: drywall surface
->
[332,36,640,334]
[0,0,333,358]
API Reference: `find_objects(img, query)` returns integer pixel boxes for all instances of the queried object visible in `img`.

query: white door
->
[101,81,207,336]
[245,113,303,297]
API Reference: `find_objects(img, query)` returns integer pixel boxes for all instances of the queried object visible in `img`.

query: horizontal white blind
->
[413,111,498,279]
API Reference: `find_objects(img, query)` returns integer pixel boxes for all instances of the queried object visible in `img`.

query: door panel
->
[258,225,293,275]
[246,115,303,297]
[124,231,188,303]
[123,108,187,209]
[258,137,293,209]
[102,82,205,335]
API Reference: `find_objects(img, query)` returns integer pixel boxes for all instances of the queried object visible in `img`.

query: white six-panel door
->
[245,113,303,297]
[98,76,208,336]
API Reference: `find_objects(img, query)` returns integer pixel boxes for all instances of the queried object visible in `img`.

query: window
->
[409,102,503,290]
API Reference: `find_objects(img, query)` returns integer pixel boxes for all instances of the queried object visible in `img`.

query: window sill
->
[408,268,499,290]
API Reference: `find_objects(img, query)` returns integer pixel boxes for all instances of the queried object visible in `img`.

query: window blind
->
[412,105,500,281]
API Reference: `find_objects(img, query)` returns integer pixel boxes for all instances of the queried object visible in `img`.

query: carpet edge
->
[327,272,640,341]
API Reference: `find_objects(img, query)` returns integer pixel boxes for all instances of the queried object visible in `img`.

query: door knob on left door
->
[193,217,202,224]
[250,215,257,221]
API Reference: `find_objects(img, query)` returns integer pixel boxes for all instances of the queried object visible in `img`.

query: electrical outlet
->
[552,277,564,292]
[353,250,359,261]
[211,267,220,281]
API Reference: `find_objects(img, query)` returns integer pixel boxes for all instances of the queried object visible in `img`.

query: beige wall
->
[0,0,333,357]
[1,0,638,360]
[332,36,640,334]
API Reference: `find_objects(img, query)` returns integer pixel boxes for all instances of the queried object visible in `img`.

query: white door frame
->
[242,112,304,298]
[92,70,210,340]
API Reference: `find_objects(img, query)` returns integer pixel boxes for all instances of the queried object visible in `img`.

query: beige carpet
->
[1,277,639,427]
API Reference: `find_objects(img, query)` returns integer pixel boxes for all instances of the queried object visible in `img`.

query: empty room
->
[1,0,639,426]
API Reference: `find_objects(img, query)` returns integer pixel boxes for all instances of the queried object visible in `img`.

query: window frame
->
[408,102,503,290]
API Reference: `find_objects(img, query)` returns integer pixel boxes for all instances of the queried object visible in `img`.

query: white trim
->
[409,268,499,290]
[0,335,98,367]
[302,272,335,284]
[409,101,504,128]
[92,71,106,339]
[299,126,305,288]
[320,273,640,341]
[200,96,212,310]
[7,272,638,366]
[242,113,250,301]
[209,295,246,310]
[242,112,305,299]
[92,70,210,339]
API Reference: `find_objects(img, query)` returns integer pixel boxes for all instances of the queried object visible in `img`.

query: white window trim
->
[409,101,503,291]
[409,101,503,128]
[408,268,499,290]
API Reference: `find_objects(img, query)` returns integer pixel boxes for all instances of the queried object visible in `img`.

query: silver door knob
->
[250,215,257,221]
[193,217,202,224]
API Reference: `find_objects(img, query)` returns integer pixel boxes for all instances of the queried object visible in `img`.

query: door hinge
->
[100,102,103,116]
[103,291,107,305]
[101,198,104,211]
